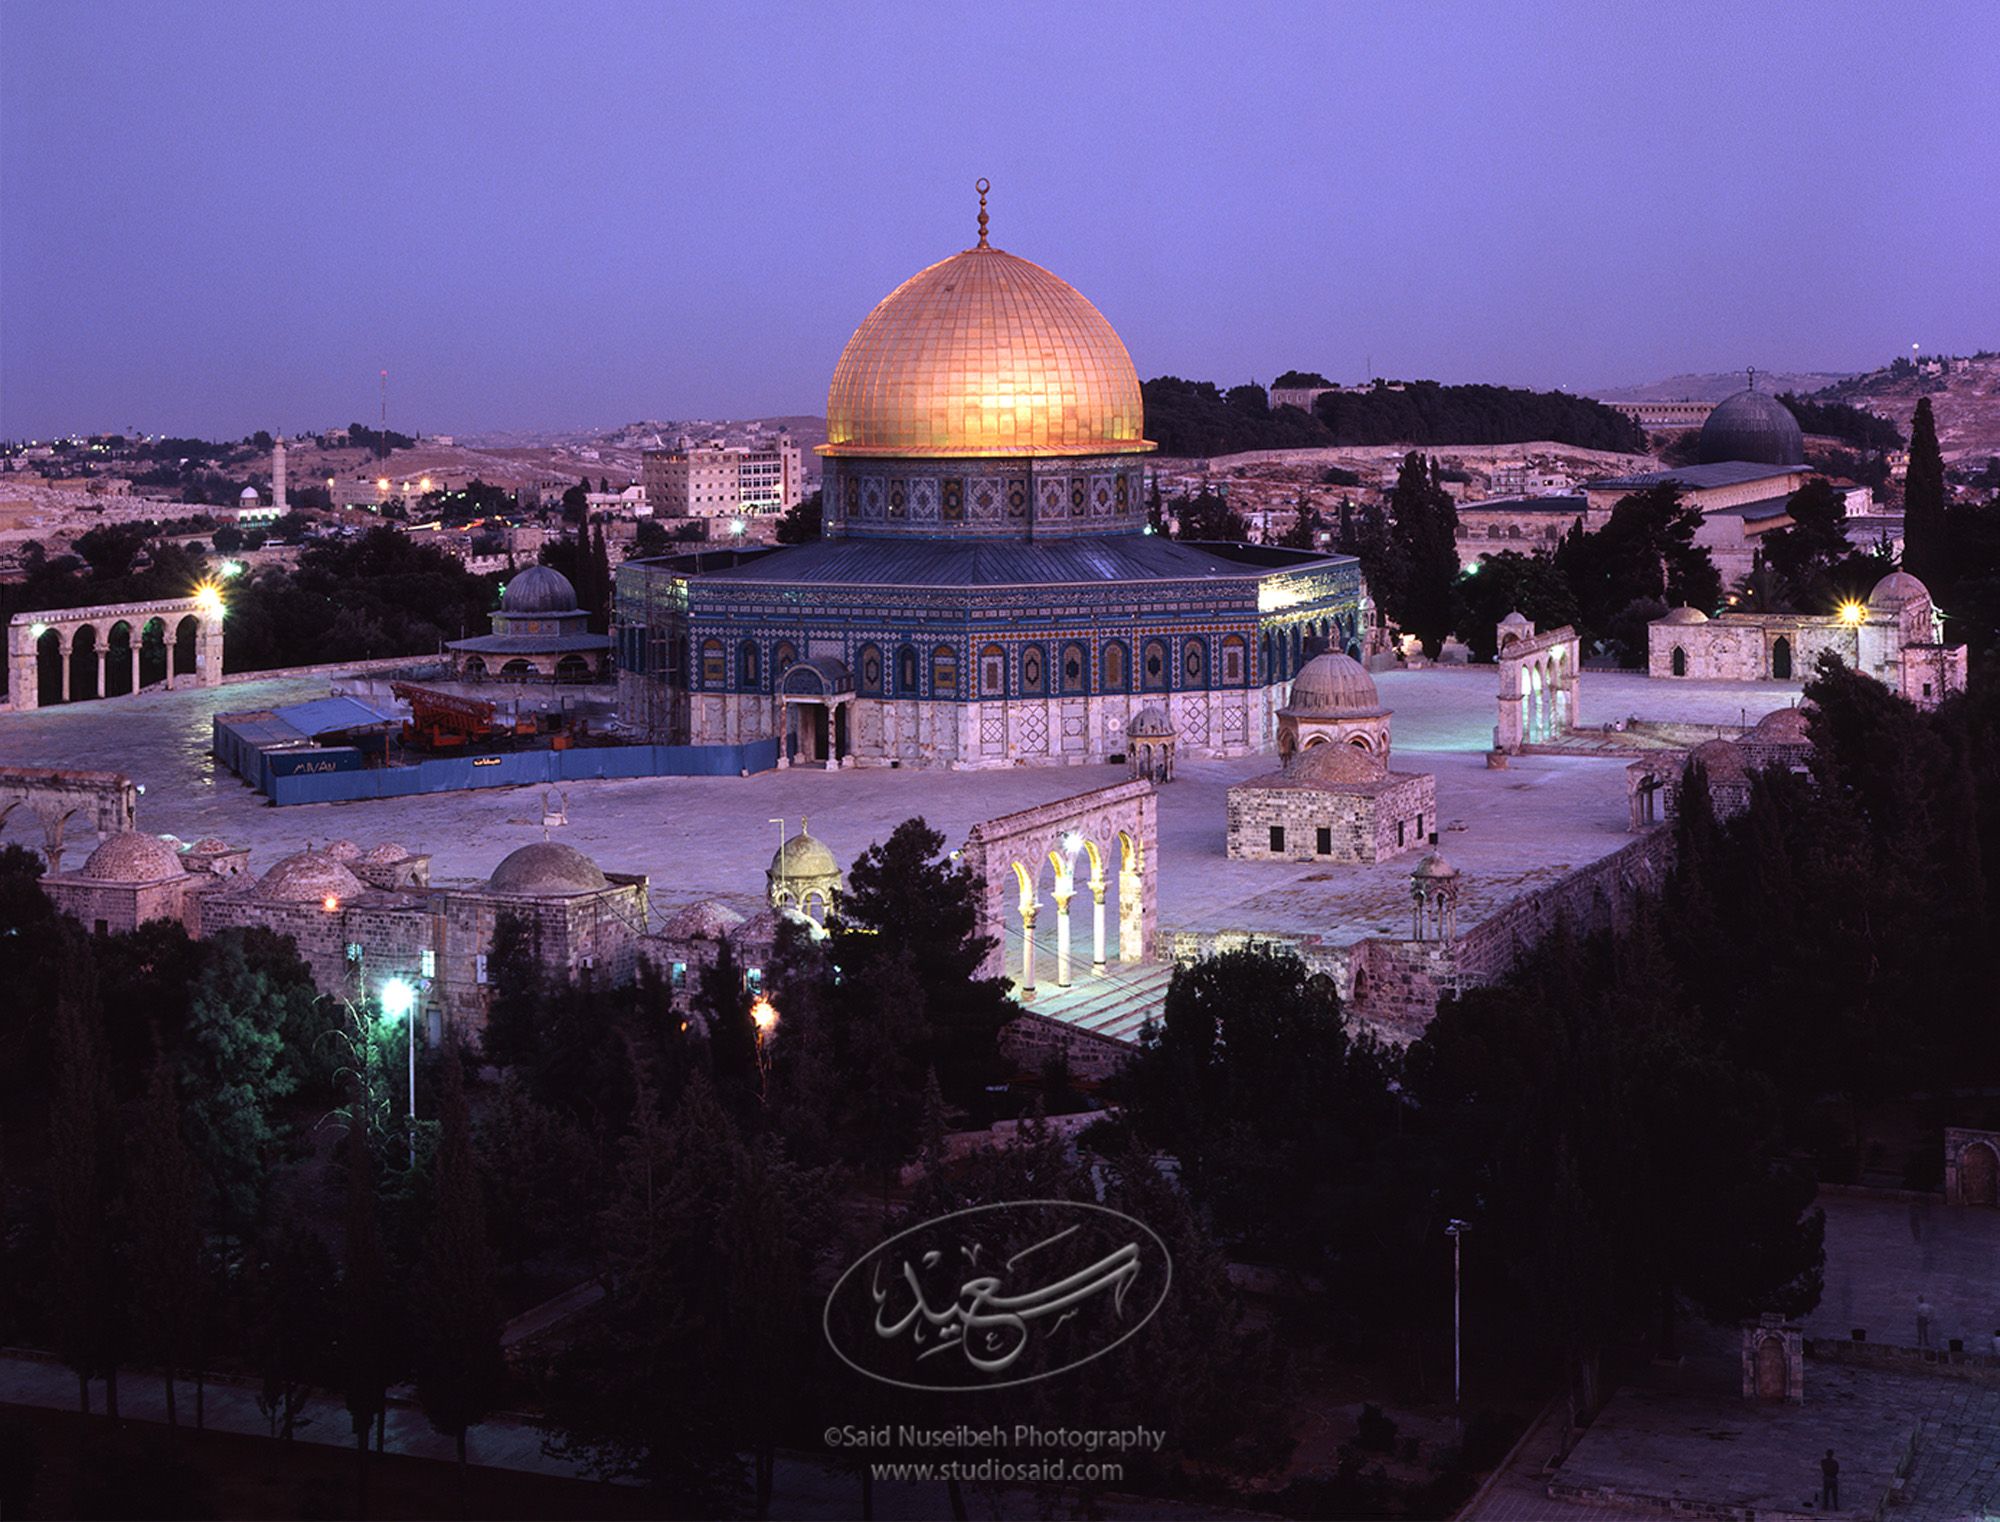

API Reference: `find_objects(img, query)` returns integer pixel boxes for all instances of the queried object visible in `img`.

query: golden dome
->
[822,239,1154,460]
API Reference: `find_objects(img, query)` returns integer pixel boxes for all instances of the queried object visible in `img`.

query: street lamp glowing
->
[192,582,225,619]
[749,996,778,1036]
[1838,600,1865,626]
[1062,831,1084,856]
[217,559,243,579]
[322,893,341,913]
[381,978,416,1019]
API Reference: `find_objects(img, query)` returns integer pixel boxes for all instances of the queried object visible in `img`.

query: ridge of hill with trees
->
[1141,378,1645,457]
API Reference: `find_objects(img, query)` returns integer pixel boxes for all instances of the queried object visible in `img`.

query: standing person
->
[1821,1449,1840,1511]
[1916,1294,1934,1349]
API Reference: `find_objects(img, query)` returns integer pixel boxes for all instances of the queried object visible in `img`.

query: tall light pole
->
[382,978,417,1166]
[1446,1218,1469,1437]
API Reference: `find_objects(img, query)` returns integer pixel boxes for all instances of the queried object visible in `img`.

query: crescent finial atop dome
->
[976,177,990,248]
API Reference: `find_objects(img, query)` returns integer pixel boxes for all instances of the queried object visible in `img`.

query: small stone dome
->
[500,564,580,615]
[661,900,747,941]
[1688,738,1748,781]
[1412,850,1459,880]
[1288,742,1387,786]
[1751,706,1811,743]
[1498,609,1534,633]
[1286,652,1382,715]
[359,842,409,864]
[191,837,232,854]
[770,830,839,881]
[324,839,362,861]
[1659,605,1710,625]
[238,486,261,502]
[1867,570,1930,610]
[80,832,185,882]
[257,850,366,903]
[487,841,607,895]
[1126,706,1174,738]
[1698,383,1804,467]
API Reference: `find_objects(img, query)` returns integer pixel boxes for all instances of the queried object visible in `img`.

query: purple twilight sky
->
[3,0,1996,440]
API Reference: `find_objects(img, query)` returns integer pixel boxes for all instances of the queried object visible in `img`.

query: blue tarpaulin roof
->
[268,695,397,740]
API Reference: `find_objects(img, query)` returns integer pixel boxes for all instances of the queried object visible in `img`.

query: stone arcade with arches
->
[0,767,139,870]
[1494,614,1583,753]
[959,781,1157,1002]
[7,594,223,711]
[614,187,1364,768]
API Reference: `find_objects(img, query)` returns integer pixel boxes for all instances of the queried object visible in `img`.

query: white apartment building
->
[641,433,804,520]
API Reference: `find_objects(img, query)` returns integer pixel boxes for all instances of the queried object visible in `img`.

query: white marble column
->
[1019,905,1038,999]
[1090,879,1106,973]
[1054,890,1073,988]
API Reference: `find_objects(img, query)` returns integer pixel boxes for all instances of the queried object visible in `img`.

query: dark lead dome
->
[1698,382,1804,467]
[500,565,580,615]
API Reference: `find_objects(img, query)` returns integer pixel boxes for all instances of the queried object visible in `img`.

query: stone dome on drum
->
[487,842,609,896]
[1698,373,1804,468]
[501,565,581,615]
[1285,653,1383,716]
[612,182,1369,769]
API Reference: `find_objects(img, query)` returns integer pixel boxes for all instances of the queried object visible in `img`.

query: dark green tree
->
[1453,550,1582,660]
[127,1056,203,1435]
[48,937,125,1416]
[1172,488,1250,542]
[478,910,545,1070]
[835,817,1014,1109]
[1386,452,1461,656]
[775,488,823,544]
[245,1223,337,1440]
[338,1110,400,1513]
[412,1050,506,1477]
[1761,478,1856,609]
[1903,395,1947,591]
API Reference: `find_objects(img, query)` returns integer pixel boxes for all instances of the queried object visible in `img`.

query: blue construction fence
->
[254,738,779,806]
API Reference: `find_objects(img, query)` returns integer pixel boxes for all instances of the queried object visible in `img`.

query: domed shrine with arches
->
[447,564,611,684]
[1646,568,1966,706]
[614,186,1365,768]
[1228,656,1437,864]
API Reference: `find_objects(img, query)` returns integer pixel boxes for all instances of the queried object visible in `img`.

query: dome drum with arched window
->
[1277,652,1393,759]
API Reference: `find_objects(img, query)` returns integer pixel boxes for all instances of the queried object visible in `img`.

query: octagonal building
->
[614,190,1364,768]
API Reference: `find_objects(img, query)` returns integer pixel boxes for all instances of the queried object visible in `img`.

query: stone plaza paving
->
[1466,1194,2000,1521]
[0,666,1803,970]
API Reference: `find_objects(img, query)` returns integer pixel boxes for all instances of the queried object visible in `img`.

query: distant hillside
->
[1811,354,2000,461]
[1594,370,1852,403]
[1143,378,1643,457]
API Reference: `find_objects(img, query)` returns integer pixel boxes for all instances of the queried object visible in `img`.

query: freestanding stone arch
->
[1495,624,1582,753]
[0,768,140,870]
[8,595,222,711]
[961,781,1158,1002]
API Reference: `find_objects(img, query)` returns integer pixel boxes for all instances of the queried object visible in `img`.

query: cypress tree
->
[48,936,120,1417]
[340,1109,398,1516]
[1903,396,1946,592]
[128,1055,202,1435]
[413,1050,506,1482]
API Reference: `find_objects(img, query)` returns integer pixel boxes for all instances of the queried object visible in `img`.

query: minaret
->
[272,434,288,510]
